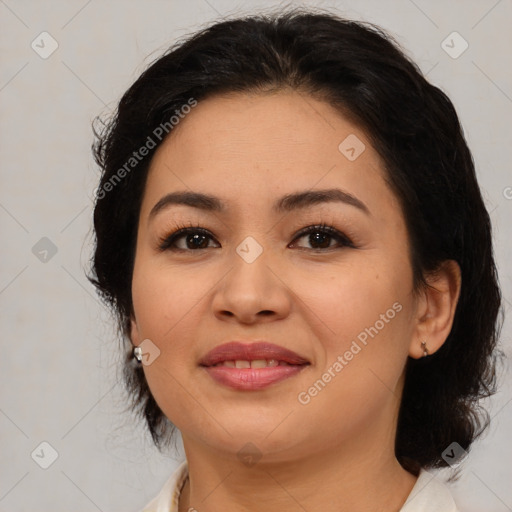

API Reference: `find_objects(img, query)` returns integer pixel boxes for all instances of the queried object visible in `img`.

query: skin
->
[130,90,461,512]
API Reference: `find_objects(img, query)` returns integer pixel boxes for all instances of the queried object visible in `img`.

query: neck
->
[178,414,418,512]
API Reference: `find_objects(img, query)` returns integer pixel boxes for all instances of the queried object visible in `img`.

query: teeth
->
[250,359,267,368]
[215,359,287,368]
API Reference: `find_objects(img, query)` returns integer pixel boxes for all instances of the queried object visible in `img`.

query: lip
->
[199,341,310,367]
[199,341,310,391]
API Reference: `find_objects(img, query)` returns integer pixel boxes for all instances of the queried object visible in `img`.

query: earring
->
[421,341,429,357]
[133,346,143,363]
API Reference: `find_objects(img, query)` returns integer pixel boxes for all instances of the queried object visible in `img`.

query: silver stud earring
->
[421,341,429,357]
[133,346,143,363]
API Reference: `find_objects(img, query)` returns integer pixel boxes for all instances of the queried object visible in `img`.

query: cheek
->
[310,264,401,333]
[131,254,202,337]
[131,256,216,389]
[304,263,411,382]
[292,272,410,433]
[131,263,203,428]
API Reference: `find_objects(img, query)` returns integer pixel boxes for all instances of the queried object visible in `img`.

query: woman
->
[88,9,502,512]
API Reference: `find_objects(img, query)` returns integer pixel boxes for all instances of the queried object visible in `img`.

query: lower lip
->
[203,365,307,390]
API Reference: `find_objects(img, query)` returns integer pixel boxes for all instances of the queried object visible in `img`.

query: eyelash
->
[157,221,356,253]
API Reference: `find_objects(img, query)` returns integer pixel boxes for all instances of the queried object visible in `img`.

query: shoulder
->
[139,460,189,512]
[400,468,459,512]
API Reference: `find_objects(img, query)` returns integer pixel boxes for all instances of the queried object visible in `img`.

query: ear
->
[130,313,141,346]
[409,260,462,359]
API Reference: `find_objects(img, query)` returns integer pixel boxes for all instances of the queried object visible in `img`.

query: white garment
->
[140,460,459,512]
[400,469,459,511]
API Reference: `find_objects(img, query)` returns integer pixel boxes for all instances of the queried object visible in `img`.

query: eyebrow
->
[148,188,371,221]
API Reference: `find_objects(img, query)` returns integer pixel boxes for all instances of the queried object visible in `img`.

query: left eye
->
[158,224,354,252]
[291,224,355,250]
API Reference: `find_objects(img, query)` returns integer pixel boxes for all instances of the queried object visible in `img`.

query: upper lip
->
[199,341,310,367]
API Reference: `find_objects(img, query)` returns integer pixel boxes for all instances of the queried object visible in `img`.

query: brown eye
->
[290,224,355,251]
[158,227,218,251]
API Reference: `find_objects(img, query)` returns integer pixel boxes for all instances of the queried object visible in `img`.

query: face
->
[130,90,421,462]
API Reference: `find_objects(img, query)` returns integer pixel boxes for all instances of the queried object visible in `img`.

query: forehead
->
[158,90,371,165]
[141,90,398,219]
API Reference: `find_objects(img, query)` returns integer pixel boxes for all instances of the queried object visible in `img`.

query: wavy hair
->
[88,8,503,476]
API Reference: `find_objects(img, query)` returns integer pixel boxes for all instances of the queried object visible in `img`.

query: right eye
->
[157,225,219,252]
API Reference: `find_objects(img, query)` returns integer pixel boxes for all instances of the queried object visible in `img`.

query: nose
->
[211,243,292,325]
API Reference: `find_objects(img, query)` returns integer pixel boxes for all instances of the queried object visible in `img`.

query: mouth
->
[209,359,300,368]
[199,341,310,391]
[199,341,310,367]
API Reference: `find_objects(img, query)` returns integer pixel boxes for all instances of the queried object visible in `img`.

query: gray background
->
[1,0,511,510]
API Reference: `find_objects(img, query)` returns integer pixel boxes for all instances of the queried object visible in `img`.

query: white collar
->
[140,461,459,512]
[400,468,459,511]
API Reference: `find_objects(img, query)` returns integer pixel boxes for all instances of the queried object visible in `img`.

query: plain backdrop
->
[1,0,511,510]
